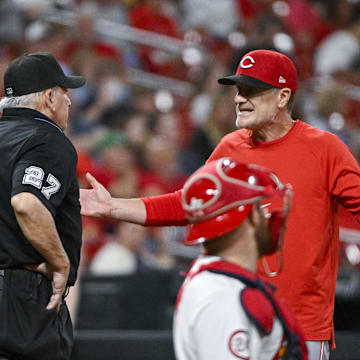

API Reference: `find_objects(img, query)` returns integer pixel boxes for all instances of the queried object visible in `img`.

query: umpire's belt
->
[0,269,69,298]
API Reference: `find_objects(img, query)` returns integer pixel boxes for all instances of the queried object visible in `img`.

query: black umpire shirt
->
[0,107,82,286]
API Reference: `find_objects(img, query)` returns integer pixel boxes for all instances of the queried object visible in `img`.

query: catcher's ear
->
[248,203,260,227]
[248,206,255,226]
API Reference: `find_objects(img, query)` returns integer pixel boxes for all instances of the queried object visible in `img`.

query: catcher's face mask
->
[182,158,292,275]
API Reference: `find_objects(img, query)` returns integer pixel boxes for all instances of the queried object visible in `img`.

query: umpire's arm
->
[11,192,70,312]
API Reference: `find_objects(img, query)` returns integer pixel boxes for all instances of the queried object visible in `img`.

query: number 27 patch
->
[22,166,61,200]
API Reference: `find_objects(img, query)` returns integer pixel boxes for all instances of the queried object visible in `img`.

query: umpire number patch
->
[22,166,61,199]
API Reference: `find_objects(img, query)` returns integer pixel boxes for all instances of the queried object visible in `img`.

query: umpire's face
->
[49,86,72,131]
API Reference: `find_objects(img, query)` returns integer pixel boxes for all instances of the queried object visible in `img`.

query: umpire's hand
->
[26,262,69,312]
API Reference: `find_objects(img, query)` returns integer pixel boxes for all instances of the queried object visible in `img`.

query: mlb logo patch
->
[5,87,14,96]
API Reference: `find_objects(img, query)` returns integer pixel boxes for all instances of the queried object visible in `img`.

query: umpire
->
[0,52,86,360]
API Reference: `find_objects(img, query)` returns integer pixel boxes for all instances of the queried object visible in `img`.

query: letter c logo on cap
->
[240,56,255,69]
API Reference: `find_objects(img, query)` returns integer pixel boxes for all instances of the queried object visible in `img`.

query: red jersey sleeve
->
[141,190,188,226]
[327,134,360,222]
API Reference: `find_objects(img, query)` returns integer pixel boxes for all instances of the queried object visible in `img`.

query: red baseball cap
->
[218,49,298,93]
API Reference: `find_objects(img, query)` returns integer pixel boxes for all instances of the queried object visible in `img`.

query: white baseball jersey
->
[174,256,285,360]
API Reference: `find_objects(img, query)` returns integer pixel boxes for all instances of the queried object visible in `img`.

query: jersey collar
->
[1,107,63,133]
[188,256,259,281]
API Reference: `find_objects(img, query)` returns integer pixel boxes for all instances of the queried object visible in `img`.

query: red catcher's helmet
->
[182,158,292,250]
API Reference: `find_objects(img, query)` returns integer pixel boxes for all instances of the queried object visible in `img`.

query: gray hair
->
[0,91,42,112]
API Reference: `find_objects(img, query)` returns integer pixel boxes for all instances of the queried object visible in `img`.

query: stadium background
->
[1,0,360,358]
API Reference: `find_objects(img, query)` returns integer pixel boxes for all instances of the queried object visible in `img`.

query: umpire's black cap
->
[3,52,86,97]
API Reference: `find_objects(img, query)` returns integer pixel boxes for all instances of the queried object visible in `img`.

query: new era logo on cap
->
[218,49,298,93]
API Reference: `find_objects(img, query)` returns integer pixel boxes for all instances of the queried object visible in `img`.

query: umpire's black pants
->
[0,269,73,360]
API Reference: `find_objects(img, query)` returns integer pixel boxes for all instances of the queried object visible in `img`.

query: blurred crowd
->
[1,0,360,300]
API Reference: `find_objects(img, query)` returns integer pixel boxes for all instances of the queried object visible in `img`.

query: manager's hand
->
[80,172,147,224]
[80,172,112,218]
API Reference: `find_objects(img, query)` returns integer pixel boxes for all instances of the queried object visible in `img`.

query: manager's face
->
[234,85,280,130]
